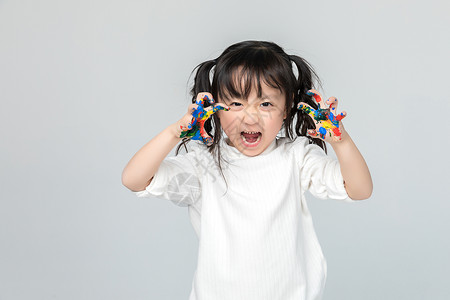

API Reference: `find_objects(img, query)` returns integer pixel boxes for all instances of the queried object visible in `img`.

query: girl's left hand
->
[297,89,347,143]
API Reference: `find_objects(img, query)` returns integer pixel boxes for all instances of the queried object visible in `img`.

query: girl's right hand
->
[174,92,229,145]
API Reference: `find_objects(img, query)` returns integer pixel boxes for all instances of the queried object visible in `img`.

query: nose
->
[242,105,261,126]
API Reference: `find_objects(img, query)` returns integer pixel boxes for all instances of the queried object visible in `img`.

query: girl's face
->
[216,81,287,157]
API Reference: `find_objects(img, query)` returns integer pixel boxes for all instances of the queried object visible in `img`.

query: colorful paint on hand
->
[297,89,347,141]
[180,94,229,146]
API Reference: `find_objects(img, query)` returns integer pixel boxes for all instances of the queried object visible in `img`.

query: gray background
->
[1,0,449,299]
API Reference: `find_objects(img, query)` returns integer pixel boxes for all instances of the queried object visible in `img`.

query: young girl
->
[122,40,372,300]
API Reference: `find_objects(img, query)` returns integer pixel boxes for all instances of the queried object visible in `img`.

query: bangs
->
[214,48,293,101]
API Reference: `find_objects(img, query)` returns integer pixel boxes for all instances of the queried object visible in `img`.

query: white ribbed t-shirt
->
[134,136,356,300]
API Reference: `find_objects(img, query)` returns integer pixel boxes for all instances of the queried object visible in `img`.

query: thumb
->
[202,134,213,146]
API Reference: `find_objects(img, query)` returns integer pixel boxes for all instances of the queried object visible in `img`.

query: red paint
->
[199,120,207,137]
[332,127,341,137]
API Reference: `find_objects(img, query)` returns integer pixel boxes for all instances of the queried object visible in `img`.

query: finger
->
[202,135,213,146]
[316,126,328,140]
[307,124,326,141]
[326,96,338,112]
[297,102,316,117]
[196,92,214,105]
[306,89,326,109]
[335,110,347,122]
[307,129,319,138]
[210,103,230,112]
[198,125,214,146]
[326,97,347,123]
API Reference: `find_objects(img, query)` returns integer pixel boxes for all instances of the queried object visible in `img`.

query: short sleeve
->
[296,138,356,203]
[133,150,201,207]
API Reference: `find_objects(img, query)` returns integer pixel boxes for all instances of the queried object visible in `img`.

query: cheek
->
[219,112,241,132]
[217,111,227,125]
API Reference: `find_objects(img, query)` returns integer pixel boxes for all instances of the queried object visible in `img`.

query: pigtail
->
[289,55,327,153]
[190,59,216,102]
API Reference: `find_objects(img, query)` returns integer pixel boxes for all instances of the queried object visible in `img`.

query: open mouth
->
[240,131,262,146]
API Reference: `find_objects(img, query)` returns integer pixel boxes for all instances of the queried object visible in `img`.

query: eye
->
[230,102,242,107]
[261,102,273,107]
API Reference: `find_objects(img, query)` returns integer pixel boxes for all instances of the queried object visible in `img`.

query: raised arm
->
[298,89,373,200]
[121,93,229,192]
[121,123,183,192]
[330,128,372,200]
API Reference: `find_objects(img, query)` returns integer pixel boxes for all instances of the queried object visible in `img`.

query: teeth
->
[241,132,261,144]
[242,131,260,134]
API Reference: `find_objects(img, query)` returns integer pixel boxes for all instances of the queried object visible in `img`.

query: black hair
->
[176,40,324,192]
